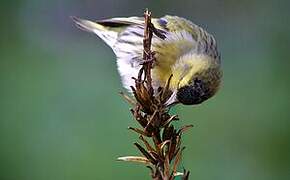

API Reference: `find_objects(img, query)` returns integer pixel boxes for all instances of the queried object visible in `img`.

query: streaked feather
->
[72,15,221,98]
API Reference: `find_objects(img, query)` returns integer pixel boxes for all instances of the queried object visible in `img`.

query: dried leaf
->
[134,143,157,164]
[162,115,178,127]
[162,125,174,141]
[129,127,150,137]
[172,147,185,174]
[130,106,148,128]
[178,124,194,134]
[137,67,144,81]
[168,136,177,161]
[164,154,170,179]
[152,132,162,147]
[117,156,151,165]
[139,135,155,152]
[144,110,157,133]
[173,172,184,176]
[149,151,162,162]
[159,140,171,151]
[161,74,173,102]
[175,135,181,152]
[119,92,136,106]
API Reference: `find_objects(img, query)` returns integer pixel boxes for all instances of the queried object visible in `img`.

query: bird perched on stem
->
[72,15,222,105]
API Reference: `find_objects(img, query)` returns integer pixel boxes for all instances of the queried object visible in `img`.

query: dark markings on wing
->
[97,21,129,27]
[97,17,144,27]
[150,23,167,40]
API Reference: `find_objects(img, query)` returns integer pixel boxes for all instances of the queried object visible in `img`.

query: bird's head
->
[167,53,222,106]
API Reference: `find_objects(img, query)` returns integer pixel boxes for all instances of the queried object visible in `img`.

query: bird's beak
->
[164,91,179,107]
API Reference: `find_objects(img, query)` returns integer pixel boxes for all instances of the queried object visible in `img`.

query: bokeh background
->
[1,0,289,179]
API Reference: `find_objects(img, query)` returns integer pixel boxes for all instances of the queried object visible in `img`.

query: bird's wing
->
[98,17,168,39]
[155,15,219,59]
[73,15,200,39]
[152,15,200,41]
[104,16,201,40]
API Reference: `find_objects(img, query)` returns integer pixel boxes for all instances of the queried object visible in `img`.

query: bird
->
[72,15,222,105]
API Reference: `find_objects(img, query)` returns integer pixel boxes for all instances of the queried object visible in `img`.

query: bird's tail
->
[71,16,118,47]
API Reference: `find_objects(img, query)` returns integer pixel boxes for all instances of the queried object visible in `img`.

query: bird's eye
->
[158,18,168,27]
[176,79,211,105]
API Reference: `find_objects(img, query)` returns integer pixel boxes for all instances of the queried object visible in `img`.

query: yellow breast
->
[151,39,195,88]
[152,51,221,96]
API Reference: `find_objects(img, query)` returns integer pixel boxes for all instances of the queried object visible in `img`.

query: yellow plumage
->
[72,15,222,105]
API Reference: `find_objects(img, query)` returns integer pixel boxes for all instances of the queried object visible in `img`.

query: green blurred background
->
[1,0,289,179]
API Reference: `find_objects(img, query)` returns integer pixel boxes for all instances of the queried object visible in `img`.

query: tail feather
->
[71,16,118,47]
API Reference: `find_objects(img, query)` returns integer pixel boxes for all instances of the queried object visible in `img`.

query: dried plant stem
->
[119,9,192,180]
